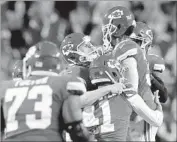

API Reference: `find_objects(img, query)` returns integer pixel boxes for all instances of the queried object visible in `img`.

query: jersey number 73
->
[4,85,52,133]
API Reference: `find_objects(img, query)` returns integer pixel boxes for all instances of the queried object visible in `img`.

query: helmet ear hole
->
[117,24,121,30]
[112,72,117,77]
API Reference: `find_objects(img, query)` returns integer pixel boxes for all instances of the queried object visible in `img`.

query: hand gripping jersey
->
[61,63,134,141]
[0,75,86,141]
[147,54,165,74]
[81,55,134,141]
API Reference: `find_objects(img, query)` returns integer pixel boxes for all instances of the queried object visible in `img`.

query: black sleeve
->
[1,106,5,134]
[150,73,168,103]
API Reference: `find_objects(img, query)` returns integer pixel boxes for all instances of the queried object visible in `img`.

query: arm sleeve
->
[62,95,83,123]
[80,85,112,108]
[62,95,91,142]
[66,77,87,96]
[151,73,168,103]
[125,94,163,127]
[122,57,139,91]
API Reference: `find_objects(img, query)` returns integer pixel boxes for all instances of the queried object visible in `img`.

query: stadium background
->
[0,1,176,141]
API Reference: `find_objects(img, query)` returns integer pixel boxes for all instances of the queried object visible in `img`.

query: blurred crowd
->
[0,1,176,141]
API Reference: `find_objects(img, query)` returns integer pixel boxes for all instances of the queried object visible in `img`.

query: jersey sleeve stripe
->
[153,64,165,72]
[67,82,86,94]
[117,48,138,61]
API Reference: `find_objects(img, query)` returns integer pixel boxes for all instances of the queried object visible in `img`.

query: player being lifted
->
[127,21,168,141]
[0,41,91,142]
[130,21,168,103]
[101,6,164,141]
[60,33,163,141]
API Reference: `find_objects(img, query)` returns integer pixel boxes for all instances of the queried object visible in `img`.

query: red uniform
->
[112,39,156,109]
[112,39,158,141]
[61,65,97,91]
[0,75,85,141]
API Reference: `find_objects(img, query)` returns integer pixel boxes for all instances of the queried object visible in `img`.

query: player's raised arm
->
[62,79,91,142]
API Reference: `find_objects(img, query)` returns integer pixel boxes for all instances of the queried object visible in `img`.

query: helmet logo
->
[62,44,74,56]
[82,36,91,43]
[108,9,123,19]
[107,59,117,68]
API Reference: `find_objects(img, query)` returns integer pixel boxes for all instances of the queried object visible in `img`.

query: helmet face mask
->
[102,24,117,53]
[61,33,100,67]
[130,22,153,54]
[102,6,136,54]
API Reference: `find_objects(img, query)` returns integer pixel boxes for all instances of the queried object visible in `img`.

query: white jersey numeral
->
[83,100,114,133]
[5,87,29,132]
[99,100,114,133]
[4,85,53,133]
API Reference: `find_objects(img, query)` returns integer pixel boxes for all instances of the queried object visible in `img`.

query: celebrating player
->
[60,33,125,107]
[127,21,168,141]
[101,6,163,141]
[0,41,91,142]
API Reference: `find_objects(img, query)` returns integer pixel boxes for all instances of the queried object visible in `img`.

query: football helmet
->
[23,41,64,78]
[89,55,125,85]
[102,6,136,53]
[130,22,153,54]
[60,33,100,67]
[12,60,23,80]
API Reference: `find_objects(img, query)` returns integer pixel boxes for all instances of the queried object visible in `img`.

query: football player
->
[101,6,163,141]
[87,54,163,141]
[60,33,128,141]
[130,21,167,103]
[0,41,91,142]
[60,33,162,141]
[60,33,125,107]
[127,21,167,141]
[11,60,23,81]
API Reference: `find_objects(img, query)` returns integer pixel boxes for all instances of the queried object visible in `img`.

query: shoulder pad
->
[112,40,140,61]
[66,78,86,96]
[147,54,165,73]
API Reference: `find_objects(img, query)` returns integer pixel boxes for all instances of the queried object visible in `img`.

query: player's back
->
[112,39,155,109]
[1,75,72,141]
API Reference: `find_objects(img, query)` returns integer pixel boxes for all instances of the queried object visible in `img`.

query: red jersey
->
[79,54,134,141]
[60,65,97,91]
[0,75,85,141]
[112,39,156,109]
[112,40,158,141]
